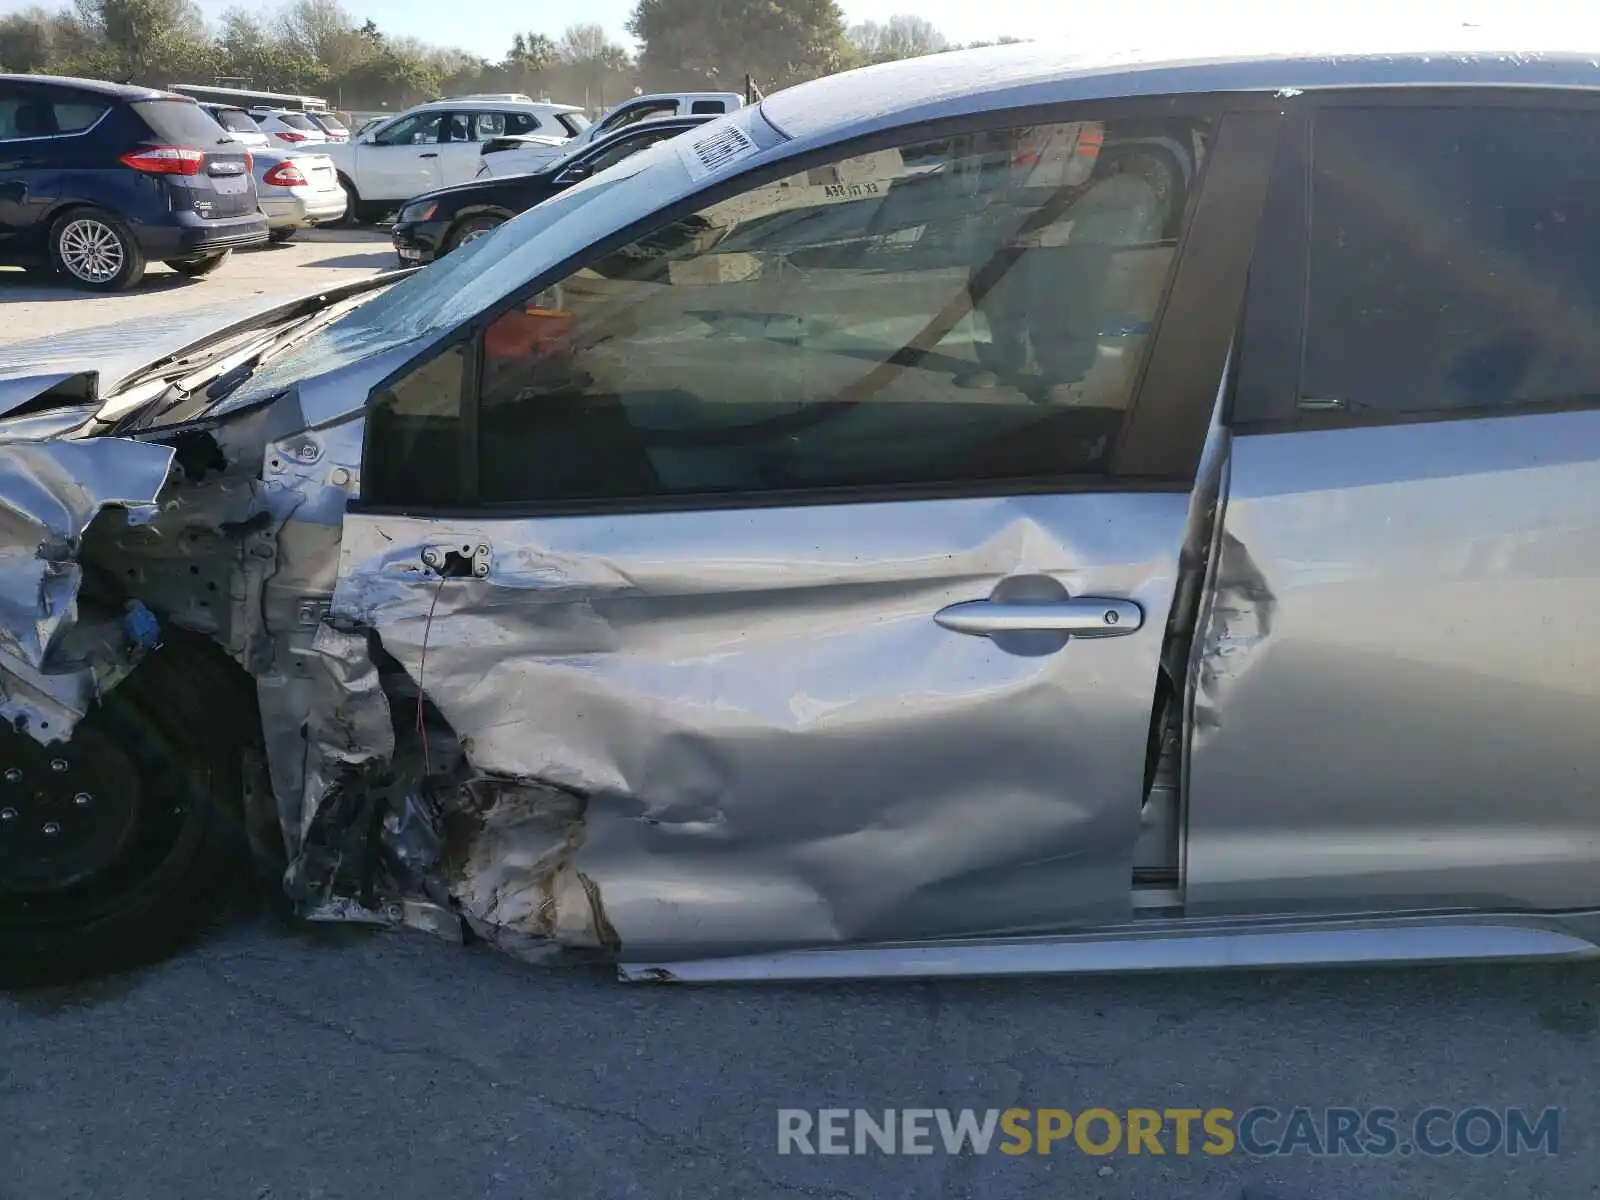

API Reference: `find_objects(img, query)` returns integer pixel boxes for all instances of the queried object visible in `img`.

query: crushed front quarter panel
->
[0,433,175,742]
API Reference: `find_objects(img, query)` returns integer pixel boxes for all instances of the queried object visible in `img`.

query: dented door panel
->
[331,492,1190,955]
[1187,410,1600,912]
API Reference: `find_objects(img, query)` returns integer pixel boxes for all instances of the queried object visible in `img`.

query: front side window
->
[411,115,1207,507]
[1302,106,1600,417]
[374,112,444,146]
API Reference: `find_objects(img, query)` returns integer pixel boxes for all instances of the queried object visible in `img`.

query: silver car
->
[252,148,347,242]
[0,32,1597,987]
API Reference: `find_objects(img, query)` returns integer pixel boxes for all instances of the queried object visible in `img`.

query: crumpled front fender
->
[0,436,175,741]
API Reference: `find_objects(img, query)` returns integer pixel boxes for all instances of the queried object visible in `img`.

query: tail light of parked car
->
[119,146,206,176]
[276,131,308,143]
[262,161,309,187]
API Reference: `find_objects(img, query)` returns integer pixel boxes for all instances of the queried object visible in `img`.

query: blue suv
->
[0,75,268,290]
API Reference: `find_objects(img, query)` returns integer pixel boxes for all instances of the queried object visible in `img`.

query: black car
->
[0,75,267,290]
[391,114,713,264]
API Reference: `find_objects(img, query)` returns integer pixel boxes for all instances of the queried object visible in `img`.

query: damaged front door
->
[329,106,1276,959]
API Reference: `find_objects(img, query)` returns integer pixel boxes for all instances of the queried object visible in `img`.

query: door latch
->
[421,543,492,579]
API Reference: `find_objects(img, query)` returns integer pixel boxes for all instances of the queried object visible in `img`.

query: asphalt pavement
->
[0,227,396,345]
[3,899,1597,1199]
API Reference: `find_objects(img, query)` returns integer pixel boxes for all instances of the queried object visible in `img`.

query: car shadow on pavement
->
[302,250,398,269]
[0,268,204,303]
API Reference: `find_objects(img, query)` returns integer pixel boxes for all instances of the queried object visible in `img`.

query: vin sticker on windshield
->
[677,124,760,182]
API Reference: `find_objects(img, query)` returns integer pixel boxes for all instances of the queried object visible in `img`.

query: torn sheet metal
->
[329,492,1191,958]
[0,438,174,743]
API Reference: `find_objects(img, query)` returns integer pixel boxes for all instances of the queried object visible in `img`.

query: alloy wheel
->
[57,219,126,284]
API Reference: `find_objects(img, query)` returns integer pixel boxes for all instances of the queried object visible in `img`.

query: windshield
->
[219,108,783,412]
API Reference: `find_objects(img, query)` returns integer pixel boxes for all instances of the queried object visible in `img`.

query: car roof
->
[761,28,1600,144]
[0,73,174,101]
[409,98,584,114]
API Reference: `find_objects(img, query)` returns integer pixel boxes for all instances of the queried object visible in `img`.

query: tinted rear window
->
[132,99,236,144]
[213,107,260,133]
[0,93,109,138]
[277,112,320,131]
[314,114,348,133]
[1302,106,1600,417]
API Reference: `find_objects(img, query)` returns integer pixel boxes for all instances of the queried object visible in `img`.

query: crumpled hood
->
[0,272,407,426]
[0,298,295,413]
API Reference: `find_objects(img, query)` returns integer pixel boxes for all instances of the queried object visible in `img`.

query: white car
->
[570,92,744,148]
[307,112,351,144]
[478,92,743,179]
[323,97,587,224]
[251,109,330,148]
[252,148,347,243]
[198,103,270,150]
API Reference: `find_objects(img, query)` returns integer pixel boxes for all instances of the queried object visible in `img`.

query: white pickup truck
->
[324,95,587,222]
[478,92,745,179]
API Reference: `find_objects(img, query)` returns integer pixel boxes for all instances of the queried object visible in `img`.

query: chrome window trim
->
[0,101,114,145]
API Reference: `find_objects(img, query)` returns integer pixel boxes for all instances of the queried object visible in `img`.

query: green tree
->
[628,0,848,91]
[554,22,632,108]
[0,7,93,73]
[72,0,214,83]
[216,9,328,93]
[275,0,370,78]
[846,14,948,64]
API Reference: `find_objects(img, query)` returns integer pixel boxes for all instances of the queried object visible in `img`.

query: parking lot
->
[0,228,396,344]
[3,189,1598,1200]
[2,901,1597,1200]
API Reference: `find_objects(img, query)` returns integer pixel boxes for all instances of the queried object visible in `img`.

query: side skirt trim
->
[618,913,1600,983]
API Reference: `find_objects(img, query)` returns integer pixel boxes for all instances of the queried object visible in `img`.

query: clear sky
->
[7,0,1600,61]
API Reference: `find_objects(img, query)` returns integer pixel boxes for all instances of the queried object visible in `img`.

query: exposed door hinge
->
[421,543,492,579]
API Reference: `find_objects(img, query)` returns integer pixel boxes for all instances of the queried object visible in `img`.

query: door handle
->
[419,152,439,158]
[934,598,1143,638]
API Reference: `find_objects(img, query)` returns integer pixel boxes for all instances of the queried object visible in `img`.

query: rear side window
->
[473,111,540,139]
[0,91,109,139]
[132,99,235,144]
[690,100,728,115]
[1301,106,1600,418]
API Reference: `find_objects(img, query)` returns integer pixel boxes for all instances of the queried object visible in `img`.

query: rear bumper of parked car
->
[135,210,269,259]
[260,190,348,229]
[391,219,447,265]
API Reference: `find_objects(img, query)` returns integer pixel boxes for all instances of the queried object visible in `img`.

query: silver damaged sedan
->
[0,31,1596,986]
